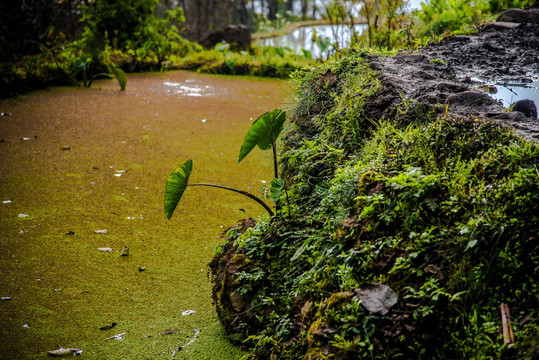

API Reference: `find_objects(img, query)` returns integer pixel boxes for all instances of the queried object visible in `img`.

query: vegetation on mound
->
[209,50,539,359]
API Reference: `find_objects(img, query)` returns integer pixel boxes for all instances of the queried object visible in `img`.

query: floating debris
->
[172,329,200,357]
[104,332,125,340]
[18,214,29,218]
[126,216,144,220]
[99,322,117,331]
[21,137,31,141]
[98,248,113,252]
[23,324,30,328]
[65,231,75,235]
[2,200,12,204]
[1,297,11,301]
[94,229,107,234]
[138,267,146,272]
[181,310,196,316]
[120,246,129,256]
[0,112,12,116]
[158,330,179,335]
[61,146,71,151]
[201,118,207,123]
[114,173,122,177]
[47,346,82,356]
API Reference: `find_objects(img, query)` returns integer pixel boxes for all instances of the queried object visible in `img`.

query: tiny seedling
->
[74,56,127,91]
[164,109,287,220]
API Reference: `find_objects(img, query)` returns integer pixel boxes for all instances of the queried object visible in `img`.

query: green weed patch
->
[210,50,539,359]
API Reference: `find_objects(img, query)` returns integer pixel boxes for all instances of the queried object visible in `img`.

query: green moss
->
[210,50,539,359]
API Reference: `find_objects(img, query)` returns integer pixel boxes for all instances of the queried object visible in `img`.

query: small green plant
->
[164,109,287,219]
[73,55,126,91]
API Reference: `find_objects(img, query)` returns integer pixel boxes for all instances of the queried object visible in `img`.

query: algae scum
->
[0,71,286,359]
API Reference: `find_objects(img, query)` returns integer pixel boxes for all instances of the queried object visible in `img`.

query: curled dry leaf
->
[99,322,117,331]
[355,283,398,315]
[104,332,125,340]
[47,346,82,356]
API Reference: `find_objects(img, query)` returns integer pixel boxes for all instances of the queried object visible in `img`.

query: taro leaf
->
[355,283,398,315]
[215,42,230,53]
[165,160,193,220]
[225,60,235,71]
[302,49,313,60]
[269,178,284,202]
[113,68,127,91]
[238,109,286,163]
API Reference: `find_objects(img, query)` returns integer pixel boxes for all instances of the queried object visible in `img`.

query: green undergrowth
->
[210,50,539,359]
[170,44,313,79]
[0,42,311,98]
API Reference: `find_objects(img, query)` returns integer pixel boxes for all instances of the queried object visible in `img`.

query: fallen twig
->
[501,302,514,345]
[172,329,200,358]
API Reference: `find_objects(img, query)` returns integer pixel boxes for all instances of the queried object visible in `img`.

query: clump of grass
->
[210,50,539,359]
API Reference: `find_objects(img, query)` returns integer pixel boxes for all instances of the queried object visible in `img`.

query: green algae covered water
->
[0,71,287,359]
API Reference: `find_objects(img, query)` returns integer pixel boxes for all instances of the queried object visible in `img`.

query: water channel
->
[0,72,287,359]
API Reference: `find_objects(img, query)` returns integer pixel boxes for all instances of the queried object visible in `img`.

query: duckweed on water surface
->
[0,71,287,359]
[210,51,539,359]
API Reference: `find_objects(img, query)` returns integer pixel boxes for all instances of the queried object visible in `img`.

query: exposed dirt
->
[365,4,539,141]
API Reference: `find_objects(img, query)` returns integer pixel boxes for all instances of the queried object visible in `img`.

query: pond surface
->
[490,80,539,108]
[258,24,367,58]
[0,72,287,359]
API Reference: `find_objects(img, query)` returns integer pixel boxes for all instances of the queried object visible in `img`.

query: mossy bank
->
[210,49,539,359]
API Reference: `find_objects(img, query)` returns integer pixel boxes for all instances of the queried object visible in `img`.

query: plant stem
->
[272,140,282,213]
[188,183,274,217]
[272,140,279,180]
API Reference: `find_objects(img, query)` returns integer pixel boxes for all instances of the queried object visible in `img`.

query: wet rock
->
[199,25,251,51]
[512,99,538,119]
[446,91,500,116]
[497,9,539,24]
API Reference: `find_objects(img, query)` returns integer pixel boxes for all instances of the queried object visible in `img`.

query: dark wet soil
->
[365,5,539,140]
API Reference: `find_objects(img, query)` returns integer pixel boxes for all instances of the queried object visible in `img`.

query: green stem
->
[272,140,282,213]
[188,183,274,217]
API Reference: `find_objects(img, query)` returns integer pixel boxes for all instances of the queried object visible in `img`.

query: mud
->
[365,4,539,141]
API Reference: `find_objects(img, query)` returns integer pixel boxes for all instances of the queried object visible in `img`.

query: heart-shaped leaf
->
[165,160,193,219]
[238,109,286,163]
[269,178,284,202]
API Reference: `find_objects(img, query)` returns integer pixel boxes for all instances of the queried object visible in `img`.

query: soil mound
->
[365,6,539,140]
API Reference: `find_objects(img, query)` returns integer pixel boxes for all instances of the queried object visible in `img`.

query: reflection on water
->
[162,79,216,97]
[490,80,539,109]
[477,72,539,109]
[258,24,366,58]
